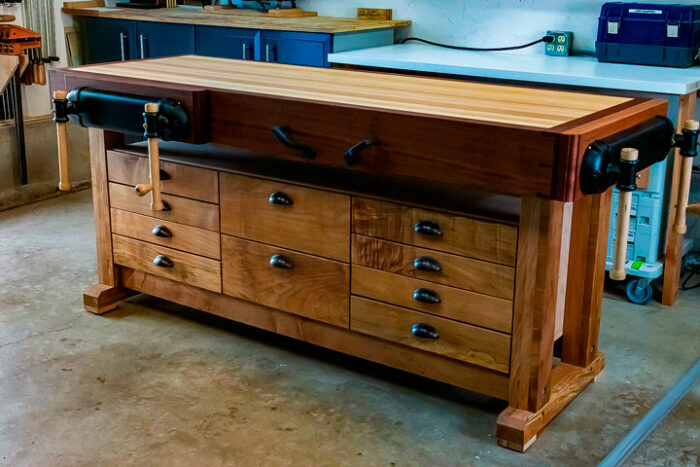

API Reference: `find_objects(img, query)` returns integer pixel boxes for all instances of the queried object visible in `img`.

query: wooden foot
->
[496,353,605,452]
[83,283,135,315]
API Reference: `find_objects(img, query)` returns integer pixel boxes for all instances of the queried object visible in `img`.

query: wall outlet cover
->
[545,30,573,56]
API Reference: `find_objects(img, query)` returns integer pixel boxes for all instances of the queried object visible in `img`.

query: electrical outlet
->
[545,30,573,56]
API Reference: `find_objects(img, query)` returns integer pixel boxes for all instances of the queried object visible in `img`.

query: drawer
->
[111,208,221,260]
[352,235,514,300]
[353,198,517,265]
[107,151,219,203]
[351,297,510,373]
[112,234,221,293]
[220,174,350,262]
[222,235,349,328]
[352,266,512,333]
[109,182,219,232]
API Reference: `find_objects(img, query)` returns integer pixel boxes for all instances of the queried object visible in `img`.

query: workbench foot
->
[83,283,136,315]
[496,353,605,452]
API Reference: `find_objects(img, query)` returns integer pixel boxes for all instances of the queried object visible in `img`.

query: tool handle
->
[0,15,16,22]
[610,148,639,281]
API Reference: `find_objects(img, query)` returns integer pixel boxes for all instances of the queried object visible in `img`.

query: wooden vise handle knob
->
[672,119,699,235]
[610,148,639,281]
[53,90,72,192]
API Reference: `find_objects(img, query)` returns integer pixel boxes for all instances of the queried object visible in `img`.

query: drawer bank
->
[48,55,691,452]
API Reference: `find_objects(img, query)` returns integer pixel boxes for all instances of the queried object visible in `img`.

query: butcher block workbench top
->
[62,6,412,34]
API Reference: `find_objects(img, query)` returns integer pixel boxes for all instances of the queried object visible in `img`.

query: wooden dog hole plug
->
[610,147,639,281]
[134,102,165,211]
[673,119,700,235]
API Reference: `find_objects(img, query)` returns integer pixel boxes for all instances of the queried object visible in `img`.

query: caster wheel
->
[625,279,652,305]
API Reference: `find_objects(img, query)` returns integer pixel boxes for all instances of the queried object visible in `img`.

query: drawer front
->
[111,208,221,260]
[352,235,514,300]
[352,266,512,333]
[222,235,349,328]
[220,174,350,262]
[109,182,219,232]
[107,151,219,203]
[353,198,517,265]
[112,234,221,293]
[351,297,510,373]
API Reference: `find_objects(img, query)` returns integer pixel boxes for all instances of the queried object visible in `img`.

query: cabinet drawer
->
[352,235,514,300]
[353,198,517,265]
[352,266,512,333]
[111,208,221,260]
[222,235,349,328]
[112,234,221,293]
[107,151,219,203]
[351,297,510,373]
[109,183,219,232]
[220,174,350,262]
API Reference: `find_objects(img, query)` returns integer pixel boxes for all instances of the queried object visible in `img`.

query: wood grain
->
[109,182,220,232]
[220,173,350,262]
[351,296,511,373]
[222,235,350,328]
[353,198,517,265]
[111,208,221,260]
[352,266,513,333]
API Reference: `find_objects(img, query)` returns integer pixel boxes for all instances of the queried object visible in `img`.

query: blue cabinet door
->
[81,17,137,64]
[260,31,331,67]
[136,21,195,59]
[195,26,259,61]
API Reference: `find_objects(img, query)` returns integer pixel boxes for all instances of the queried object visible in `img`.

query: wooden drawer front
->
[220,174,350,262]
[111,209,221,260]
[352,266,512,333]
[352,235,514,300]
[107,151,219,203]
[109,182,219,232]
[351,297,510,373]
[222,235,349,328]
[353,198,517,266]
[112,234,221,293]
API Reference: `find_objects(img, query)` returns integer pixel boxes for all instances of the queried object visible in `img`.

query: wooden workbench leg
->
[663,92,697,306]
[83,129,134,314]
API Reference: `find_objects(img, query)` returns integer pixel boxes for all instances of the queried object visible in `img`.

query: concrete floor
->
[0,190,698,466]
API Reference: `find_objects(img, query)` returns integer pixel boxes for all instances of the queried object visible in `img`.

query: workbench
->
[49,55,676,451]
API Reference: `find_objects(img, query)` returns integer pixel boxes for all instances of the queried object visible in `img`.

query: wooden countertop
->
[62,6,411,34]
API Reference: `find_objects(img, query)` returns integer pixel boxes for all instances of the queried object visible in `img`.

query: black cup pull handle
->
[413,256,442,273]
[414,220,443,236]
[411,323,439,340]
[343,138,379,166]
[268,191,293,206]
[271,125,316,160]
[413,288,441,304]
[153,254,174,268]
[152,225,172,238]
[270,254,294,269]
[159,169,170,181]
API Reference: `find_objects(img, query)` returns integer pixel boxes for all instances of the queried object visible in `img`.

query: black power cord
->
[400,35,555,52]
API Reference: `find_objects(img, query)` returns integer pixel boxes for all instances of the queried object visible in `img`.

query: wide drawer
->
[111,208,221,260]
[353,198,517,266]
[109,182,219,232]
[352,235,515,300]
[107,151,219,203]
[351,296,510,373]
[352,266,512,333]
[220,174,350,262]
[112,234,222,293]
[222,235,349,328]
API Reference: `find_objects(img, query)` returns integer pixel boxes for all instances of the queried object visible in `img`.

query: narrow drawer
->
[353,198,517,266]
[352,235,514,300]
[109,182,219,232]
[107,151,219,203]
[111,208,221,260]
[351,297,510,373]
[112,234,221,293]
[222,235,349,328]
[352,266,512,333]
[220,173,350,262]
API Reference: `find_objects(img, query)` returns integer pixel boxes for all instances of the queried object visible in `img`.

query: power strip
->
[545,30,573,56]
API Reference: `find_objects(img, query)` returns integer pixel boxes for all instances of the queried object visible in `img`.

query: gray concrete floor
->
[0,190,698,466]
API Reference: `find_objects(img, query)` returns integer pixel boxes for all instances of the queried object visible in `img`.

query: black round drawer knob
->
[153,254,174,268]
[413,288,441,304]
[411,323,439,340]
[414,220,443,236]
[413,256,442,272]
[269,191,293,206]
[152,225,172,238]
[270,254,294,269]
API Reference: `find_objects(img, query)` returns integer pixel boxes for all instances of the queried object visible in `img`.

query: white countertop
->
[328,44,700,96]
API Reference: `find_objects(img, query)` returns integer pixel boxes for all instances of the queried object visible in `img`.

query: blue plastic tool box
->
[596,3,700,68]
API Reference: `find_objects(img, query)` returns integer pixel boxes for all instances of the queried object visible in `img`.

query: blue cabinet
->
[81,17,137,63]
[260,31,331,67]
[136,22,195,59]
[196,26,259,61]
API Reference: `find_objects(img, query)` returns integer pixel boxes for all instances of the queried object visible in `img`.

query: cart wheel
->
[625,279,653,305]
